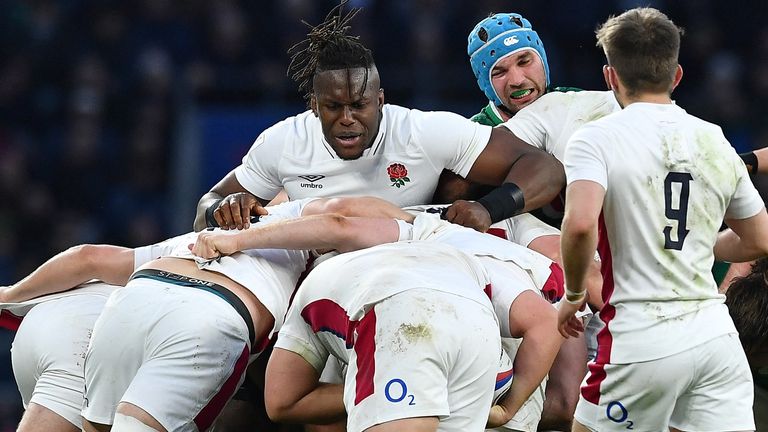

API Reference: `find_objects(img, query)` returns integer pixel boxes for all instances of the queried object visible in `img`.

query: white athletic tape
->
[111,413,161,432]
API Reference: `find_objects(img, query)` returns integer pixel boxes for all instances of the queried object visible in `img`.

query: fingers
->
[444,201,491,232]
[214,193,259,230]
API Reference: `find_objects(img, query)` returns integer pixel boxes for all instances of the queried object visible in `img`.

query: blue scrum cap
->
[468,13,550,107]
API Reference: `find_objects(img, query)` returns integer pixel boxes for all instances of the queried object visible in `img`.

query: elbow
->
[265,400,291,423]
[70,244,103,274]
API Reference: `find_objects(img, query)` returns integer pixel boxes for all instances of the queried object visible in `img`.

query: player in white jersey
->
[191,197,565,429]
[194,5,564,234]
[0,199,335,432]
[558,8,768,431]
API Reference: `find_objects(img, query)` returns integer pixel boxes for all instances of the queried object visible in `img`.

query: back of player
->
[569,102,760,363]
[562,8,765,432]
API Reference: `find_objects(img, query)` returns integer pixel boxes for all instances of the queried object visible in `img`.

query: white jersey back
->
[137,200,313,336]
[234,105,491,206]
[565,102,764,363]
[505,90,620,161]
[277,241,492,371]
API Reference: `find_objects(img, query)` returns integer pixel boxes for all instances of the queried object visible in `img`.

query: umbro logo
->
[299,174,325,189]
[299,175,325,182]
[503,36,519,46]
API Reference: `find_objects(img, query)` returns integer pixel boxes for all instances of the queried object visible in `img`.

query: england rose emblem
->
[387,163,410,188]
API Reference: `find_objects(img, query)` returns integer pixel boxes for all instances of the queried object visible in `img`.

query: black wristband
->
[205,199,223,227]
[739,151,758,174]
[476,183,525,223]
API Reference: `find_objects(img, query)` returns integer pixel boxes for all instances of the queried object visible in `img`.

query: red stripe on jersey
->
[484,283,493,299]
[581,212,616,405]
[0,310,23,331]
[541,262,565,303]
[486,228,508,240]
[353,309,377,405]
[301,299,354,347]
[194,344,250,431]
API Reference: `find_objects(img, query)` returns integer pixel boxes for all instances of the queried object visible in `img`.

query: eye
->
[351,101,367,109]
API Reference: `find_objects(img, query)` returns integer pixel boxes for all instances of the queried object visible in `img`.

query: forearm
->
[194,191,225,232]
[269,382,346,424]
[2,245,132,303]
[561,221,598,298]
[500,327,563,420]
[504,152,565,213]
[305,197,415,222]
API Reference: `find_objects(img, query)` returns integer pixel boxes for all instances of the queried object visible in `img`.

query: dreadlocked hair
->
[287,0,375,104]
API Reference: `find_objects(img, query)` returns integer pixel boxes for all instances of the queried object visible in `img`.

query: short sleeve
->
[413,111,492,178]
[564,124,609,190]
[233,127,285,201]
[497,213,560,247]
[725,152,765,220]
[133,232,198,270]
[275,309,330,373]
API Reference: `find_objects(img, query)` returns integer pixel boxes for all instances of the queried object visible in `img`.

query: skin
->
[17,403,79,432]
[310,67,385,161]
[490,50,548,121]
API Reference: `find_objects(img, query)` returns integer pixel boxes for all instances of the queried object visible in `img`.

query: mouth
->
[334,133,364,148]
[510,89,534,100]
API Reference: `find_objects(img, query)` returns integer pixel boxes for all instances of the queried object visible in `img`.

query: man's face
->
[311,67,384,160]
[490,50,547,116]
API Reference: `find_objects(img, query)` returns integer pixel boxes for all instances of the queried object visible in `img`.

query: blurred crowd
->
[0,0,766,426]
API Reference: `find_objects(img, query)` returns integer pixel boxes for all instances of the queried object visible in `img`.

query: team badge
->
[387,163,411,188]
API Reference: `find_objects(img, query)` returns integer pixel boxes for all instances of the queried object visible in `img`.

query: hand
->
[486,404,510,429]
[557,299,585,338]
[442,200,492,232]
[213,192,268,230]
[189,230,243,259]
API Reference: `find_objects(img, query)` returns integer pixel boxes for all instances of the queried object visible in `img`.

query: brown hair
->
[725,258,768,356]
[596,7,683,96]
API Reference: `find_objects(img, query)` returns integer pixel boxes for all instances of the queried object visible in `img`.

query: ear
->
[671,64,683,91]
[377,88,385,109]
[310,94,319,117]
[603,65,618,91]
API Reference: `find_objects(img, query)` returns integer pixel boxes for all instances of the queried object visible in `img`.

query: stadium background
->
[0,0,766,426]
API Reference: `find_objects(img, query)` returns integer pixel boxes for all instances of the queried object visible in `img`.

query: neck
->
[616,91,673,108]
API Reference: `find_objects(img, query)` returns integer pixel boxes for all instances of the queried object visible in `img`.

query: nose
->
[506,66,526,87]
[339,106,355,126]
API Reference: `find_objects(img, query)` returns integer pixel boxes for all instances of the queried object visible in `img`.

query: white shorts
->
[11,294,108,429]
[575,333,755,431]
[346,289,500,432]
[487,338,546,432]
[82,280,252,431]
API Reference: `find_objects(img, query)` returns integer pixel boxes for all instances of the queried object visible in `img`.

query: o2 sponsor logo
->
[385,378,415,406]
[606,401,634,429]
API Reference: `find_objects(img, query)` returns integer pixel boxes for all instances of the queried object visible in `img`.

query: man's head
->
[726,259,768,368]
[596,7,683,99]
[288,3,384,160]
[468,13,549,116]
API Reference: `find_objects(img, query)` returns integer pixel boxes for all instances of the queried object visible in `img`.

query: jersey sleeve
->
[498,213,560,247]
[725,149,765,220]
[415,111,492,178]
[564,124,609,190]
[233,124,286,201]
[503,92,567,153]
[275,307,330,373]
[132,232,199,270]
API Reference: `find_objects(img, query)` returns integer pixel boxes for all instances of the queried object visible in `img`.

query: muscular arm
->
[0,244,135,303]
[559,180,605,336]
[714,209,768,262]
[302,196,415,222]
[492,291,563,426]
[192,214,401,258]
[194,170,270,232]
[445,127,565,231]
[264,348,346,424]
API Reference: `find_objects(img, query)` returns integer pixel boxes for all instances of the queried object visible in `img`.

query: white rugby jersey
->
[565,102,764,364]
[402,204,559,247]
[234,104,491,206]
[139,199,313,337]
[275,241,493,372]
[504,90,620,161]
